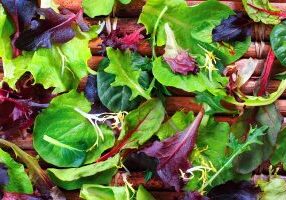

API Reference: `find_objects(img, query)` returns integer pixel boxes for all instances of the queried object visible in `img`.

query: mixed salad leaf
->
[2,0,286,199]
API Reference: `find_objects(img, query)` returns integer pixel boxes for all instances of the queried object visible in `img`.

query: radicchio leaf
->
[163,23,198,75]
[212,12,253,42]
[0,163,9,186]
[141,109,204,191]
[0,0,38,57]
[207,181,260,200]
[15,8,88,51]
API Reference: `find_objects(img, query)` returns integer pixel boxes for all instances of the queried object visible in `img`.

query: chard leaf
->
[0,148,33,194]
[258,177,286,200]
[271,21,286,67]
[0,139,63,199]
[242,0,281,25]
[139,0,250,65]
[47,155,119,190]
[212,12,252,42]
[105,48,152,101]
[156,111,194,141]
[33,90,114,167]
[97,57,149,112]
[83,0,131,18]
[97,99,165,162]
[141,110,204,191]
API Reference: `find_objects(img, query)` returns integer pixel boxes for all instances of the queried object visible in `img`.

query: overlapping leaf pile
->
[1,0,286,199]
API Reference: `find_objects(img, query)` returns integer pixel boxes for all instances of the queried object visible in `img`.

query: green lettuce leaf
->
[33,90,115,167]
[136,185,156,200]
[242,0,281,25]
[105,48,153,101]
[83,0,132,17]
[258,177,286,200]
[48,155,119,190]
[156,111,194,140]
[0,148,33,194]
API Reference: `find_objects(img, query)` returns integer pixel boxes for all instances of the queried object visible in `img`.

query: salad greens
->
[1,0,286,199]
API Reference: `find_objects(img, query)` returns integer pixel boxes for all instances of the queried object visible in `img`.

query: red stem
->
[257,49,276,96]
[247,3,286,19]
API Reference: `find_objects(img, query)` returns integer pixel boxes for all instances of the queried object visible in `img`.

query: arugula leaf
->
[257,177,286,200]
[139,0,250,65]
[83,0,132,18]
[156,111,194,141]
[271,21,286,67]
[97,57,148,112]
[33,90,114,167]
[142,110,204,191]
[47,155,119,190]
[97,99,165,162]
[0,148,33,194]
[242,0,281,25]
[105,48,153,100]
[212,12,253,42]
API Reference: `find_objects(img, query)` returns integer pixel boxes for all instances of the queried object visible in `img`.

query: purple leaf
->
[141,109,204,191]
[2,192,43,200]
[184,192,209,200]
[212,12,253,42]
[15,8,86,51]
[0,0,38,57]
[0,163,9,186]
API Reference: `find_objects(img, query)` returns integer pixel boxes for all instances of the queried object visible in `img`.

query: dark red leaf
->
[212,12,253,42]
[0,0,38,57]
[207,181,260,200]
[15,8,87,51]
[141,109,204,191]
[0,163,9,186]
[164,51,199,75]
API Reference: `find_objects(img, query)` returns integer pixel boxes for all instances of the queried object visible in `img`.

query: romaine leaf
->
[83,0,132,18]
[156,111,194,141]
[139,0,250,65]
[47,155,119,190]
[271,21,286,67]
[105,48,153,101]
[212,12,252,42]
[33,90,114,167]
[0,148,33,194]
[242,0,281,25]
[97,99,165,162]
[141,110,204,191]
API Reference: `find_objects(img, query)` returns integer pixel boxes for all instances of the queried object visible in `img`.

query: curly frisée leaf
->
[33,90,115,167]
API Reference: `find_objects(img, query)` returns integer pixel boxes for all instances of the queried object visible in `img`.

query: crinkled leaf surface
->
[258,177,286,200]
[105,48,152,100]
[271,21,286,67]
[47,155,119,190]
[34,90,114,167]
[242,0,281,25]
[0,148,33,194]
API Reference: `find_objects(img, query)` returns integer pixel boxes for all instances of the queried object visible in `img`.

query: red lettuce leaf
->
[141,109,204,191]
[0,163,9,186]
[212,12,253,42]
[15,8,87,51]
[0,0,38,57]
[207,181,260,200]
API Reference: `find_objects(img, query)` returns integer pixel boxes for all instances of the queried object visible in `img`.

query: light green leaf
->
[136,185,156,200]
[156,111,194,140]
[0,148,33,194]
[105,48,152,100]
[258,177,286,200]
[119,99,165,149]
[48,155,119,190]
[271,21,286,67]
[33,90,114,167]
[242,0,281,25]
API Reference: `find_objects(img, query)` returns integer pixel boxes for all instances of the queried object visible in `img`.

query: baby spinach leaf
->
[139,0,250,65]
[97,57,147,112]
[242,0,281,25]
[142,110,204,191]
[33,90,114,167]
[105,48,153,101]
[212,12,252,43]
[271,128,286,168]
[0,148,33,194]
[156,111,194,140]
[47,155,119,190]
[83,0,132,18]
[271,21,286,67]
[97,99,165,162]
